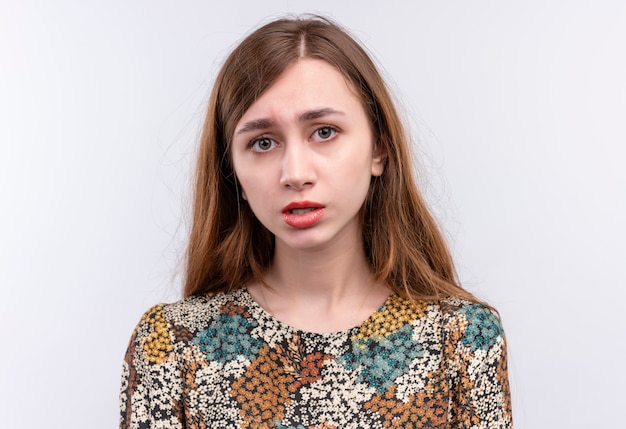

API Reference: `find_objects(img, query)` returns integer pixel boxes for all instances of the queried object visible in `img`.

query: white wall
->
[1,1,624,427]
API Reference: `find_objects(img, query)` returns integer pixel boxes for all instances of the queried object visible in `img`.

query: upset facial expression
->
[231,59,385,252]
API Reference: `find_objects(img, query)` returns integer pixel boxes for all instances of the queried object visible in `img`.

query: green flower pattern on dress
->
[340,323,423,392]
[192,313,262,363]
[459,303,504,351]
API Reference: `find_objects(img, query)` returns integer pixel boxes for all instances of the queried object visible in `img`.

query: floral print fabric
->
[120,289,512,428]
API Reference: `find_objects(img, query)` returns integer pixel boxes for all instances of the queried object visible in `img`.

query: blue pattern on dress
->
[340,323,423,392]
[459,304,503,351]
[192,313,262,362]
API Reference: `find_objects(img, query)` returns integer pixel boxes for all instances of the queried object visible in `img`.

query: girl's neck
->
[272,232,373,293]
[247,238,390,333]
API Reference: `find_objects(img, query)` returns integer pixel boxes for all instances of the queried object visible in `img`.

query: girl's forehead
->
[236,59,363,127]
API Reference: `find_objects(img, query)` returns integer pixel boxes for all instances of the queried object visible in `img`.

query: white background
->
[1,1,624,428]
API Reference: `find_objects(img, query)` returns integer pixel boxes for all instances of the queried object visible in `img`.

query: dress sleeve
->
[445,303,513,429]
[119,305,184,429]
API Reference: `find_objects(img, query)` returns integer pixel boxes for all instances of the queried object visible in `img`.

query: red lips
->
[282,201,325,228]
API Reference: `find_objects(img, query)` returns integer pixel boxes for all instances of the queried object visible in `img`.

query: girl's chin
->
[274,232,359,255]
[273,231,335,252]
[275,238,330,252]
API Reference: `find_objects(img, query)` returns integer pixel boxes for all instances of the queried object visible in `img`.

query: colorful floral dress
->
[120,288,512,428]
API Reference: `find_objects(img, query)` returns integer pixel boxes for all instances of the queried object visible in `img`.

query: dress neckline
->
[238,287,394,338]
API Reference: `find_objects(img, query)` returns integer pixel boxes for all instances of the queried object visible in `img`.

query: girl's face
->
[231,58,384,252]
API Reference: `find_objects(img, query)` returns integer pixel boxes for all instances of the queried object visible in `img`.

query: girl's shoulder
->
[382,294,503,331]
[130,289,251,346]
[164,287,248,317]
[434,296,506,353]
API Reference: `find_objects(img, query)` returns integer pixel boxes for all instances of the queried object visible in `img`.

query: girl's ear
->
[371,142,387,177]
[241,189,247,200]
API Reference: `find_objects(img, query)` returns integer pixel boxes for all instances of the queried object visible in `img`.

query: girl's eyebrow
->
[236,108,345,135]
[299,107,345,121]
[236,118,274,135]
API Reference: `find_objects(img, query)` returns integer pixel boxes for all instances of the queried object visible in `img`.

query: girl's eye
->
[250,137,276,152]
[313,126,336,141]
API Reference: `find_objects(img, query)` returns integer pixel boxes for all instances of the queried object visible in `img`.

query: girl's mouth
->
[282,201,325,228]
[289,208,317,215]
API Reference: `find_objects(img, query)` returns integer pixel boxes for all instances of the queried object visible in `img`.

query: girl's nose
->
[279,143,315,190]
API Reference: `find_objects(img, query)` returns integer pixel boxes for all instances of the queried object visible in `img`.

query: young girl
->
[120,16,512,429]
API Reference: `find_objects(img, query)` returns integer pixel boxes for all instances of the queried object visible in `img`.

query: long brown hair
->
[184,16,477,304]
